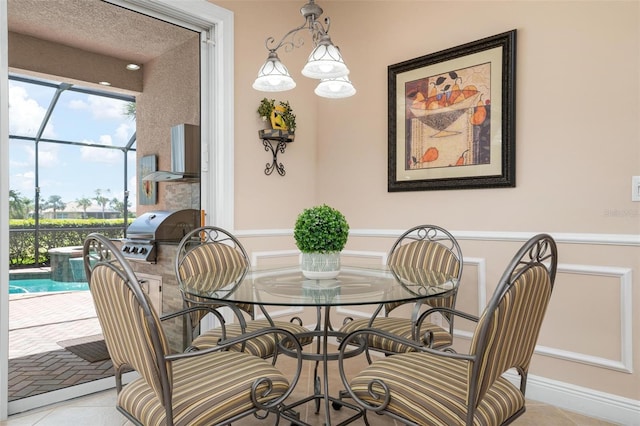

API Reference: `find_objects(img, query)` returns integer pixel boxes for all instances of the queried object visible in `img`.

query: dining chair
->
[175,226,312,358]
[338,233,558,426]
[339,224,463,360]
[82,233,303,426]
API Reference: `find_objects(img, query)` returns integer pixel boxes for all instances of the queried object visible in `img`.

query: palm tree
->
[124,102,136,119]
[21,197,34,219]
[94,189,111,219]
[42,195,66,219]
[9,190,32,219]
[76,197,93,219]
[109,197,131,218]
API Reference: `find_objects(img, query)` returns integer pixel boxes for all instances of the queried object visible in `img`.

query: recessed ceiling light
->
[98,81,111,86]
[126,63,141,71]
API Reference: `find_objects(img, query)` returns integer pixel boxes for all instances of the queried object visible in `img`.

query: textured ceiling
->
[7,0,198,63]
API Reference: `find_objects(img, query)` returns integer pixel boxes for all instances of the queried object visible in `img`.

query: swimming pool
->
[9,279,89,294]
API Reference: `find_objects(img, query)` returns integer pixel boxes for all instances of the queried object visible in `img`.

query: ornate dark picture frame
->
[388,30,516,192]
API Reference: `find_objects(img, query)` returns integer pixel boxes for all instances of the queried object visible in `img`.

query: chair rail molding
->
[236,229,639,423]
[235,229,640,247]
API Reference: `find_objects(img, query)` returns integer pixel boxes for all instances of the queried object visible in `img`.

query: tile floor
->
[3,349,619,425]
[1,372,618,426]
[5,292,618,425]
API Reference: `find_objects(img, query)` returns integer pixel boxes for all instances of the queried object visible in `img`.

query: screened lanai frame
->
[8,73,136,266]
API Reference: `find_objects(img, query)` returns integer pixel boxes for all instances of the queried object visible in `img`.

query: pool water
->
[9,279,89,294]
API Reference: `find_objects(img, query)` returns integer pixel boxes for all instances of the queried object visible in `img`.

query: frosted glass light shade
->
[315,76,356,98]
[253,51,296,92]
[301,35,349,79]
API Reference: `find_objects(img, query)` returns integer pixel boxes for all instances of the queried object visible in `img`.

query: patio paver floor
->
[8,291,112,402]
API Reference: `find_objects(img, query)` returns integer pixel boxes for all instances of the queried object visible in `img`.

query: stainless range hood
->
[143,124,200,182]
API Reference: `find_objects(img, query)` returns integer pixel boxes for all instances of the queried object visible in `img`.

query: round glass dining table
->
[179,264,458,307]
[179,264,459,426]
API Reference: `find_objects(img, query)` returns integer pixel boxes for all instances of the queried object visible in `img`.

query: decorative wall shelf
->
[258,129,295,176]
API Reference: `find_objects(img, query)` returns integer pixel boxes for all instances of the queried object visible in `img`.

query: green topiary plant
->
[294,204,349,253]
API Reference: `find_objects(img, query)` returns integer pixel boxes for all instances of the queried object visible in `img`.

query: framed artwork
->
[139,155,157,205]
[388,30,516,192]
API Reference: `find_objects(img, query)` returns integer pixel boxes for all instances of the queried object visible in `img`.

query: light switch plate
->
[632,176,640,202]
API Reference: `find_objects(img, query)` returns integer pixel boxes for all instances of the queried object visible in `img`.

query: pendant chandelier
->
[252,0,356,99]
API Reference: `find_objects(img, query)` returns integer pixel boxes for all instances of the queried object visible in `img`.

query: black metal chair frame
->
[175,226,306,357]
[337,233,558,426]
[341,224,464,361]
[83,233,305,426]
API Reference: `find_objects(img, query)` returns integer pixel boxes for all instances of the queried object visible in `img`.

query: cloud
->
[129,175,137,194]
[8,84,56,138]
[39,148,60,167]
[66,94,130,120]
[68,99,88,110]
[9,158,30,168]
[10,171,35,196]
[115,121,136,145]
[23,144,60,168]
[127,151,137,206]
[80,135,123,164]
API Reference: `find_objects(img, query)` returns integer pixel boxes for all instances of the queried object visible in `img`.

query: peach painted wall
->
[217,0,639,413]
[222,0,639,235]
[7,0,639,418]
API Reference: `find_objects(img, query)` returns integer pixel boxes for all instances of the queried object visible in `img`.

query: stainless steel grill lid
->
[126,209,199,241]
[122,209,200,261]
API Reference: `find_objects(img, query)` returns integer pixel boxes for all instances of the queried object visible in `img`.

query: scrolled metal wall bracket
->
[259,129,295,176]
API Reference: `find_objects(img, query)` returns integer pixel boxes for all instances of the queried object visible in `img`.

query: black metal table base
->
[278,307,368,426]
[283,393,366,426]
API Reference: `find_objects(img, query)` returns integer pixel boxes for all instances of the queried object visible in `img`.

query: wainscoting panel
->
[236,229,639,423]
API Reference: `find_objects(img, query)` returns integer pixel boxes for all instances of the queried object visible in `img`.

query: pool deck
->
[8,291,111,401]
[8,266,51,280]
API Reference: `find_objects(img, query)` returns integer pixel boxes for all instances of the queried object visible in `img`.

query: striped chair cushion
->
[191,319,313,358]
[179,243,248,276]
[118,351,290,426]
[350,351,524,425]
[338,239,460,352]
[178,242,313,357]
[339,317,452,351]
[180,270,254,328]
[388,239,460,272]
[177,243,251,325]
[91,265,172,399]
[386,240,460,313]
[470,265,552,407]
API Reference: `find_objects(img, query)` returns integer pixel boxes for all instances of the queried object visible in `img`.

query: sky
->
[8,77,138,212]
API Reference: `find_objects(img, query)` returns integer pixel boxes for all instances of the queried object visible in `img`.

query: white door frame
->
[1,0,10,420]
[0,0,234,417]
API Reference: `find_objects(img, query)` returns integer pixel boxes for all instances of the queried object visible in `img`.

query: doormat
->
[57,334,110,363]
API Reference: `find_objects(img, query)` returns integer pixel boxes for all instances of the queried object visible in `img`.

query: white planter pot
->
[301,252,341,279]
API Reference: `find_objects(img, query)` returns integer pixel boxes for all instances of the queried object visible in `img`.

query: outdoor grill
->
[121,209,200,262]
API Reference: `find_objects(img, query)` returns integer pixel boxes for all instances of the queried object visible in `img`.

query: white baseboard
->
[503,371,640,425]
[332,331,639,425]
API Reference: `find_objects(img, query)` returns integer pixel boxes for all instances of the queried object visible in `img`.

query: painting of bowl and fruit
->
[404,63,492,171]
